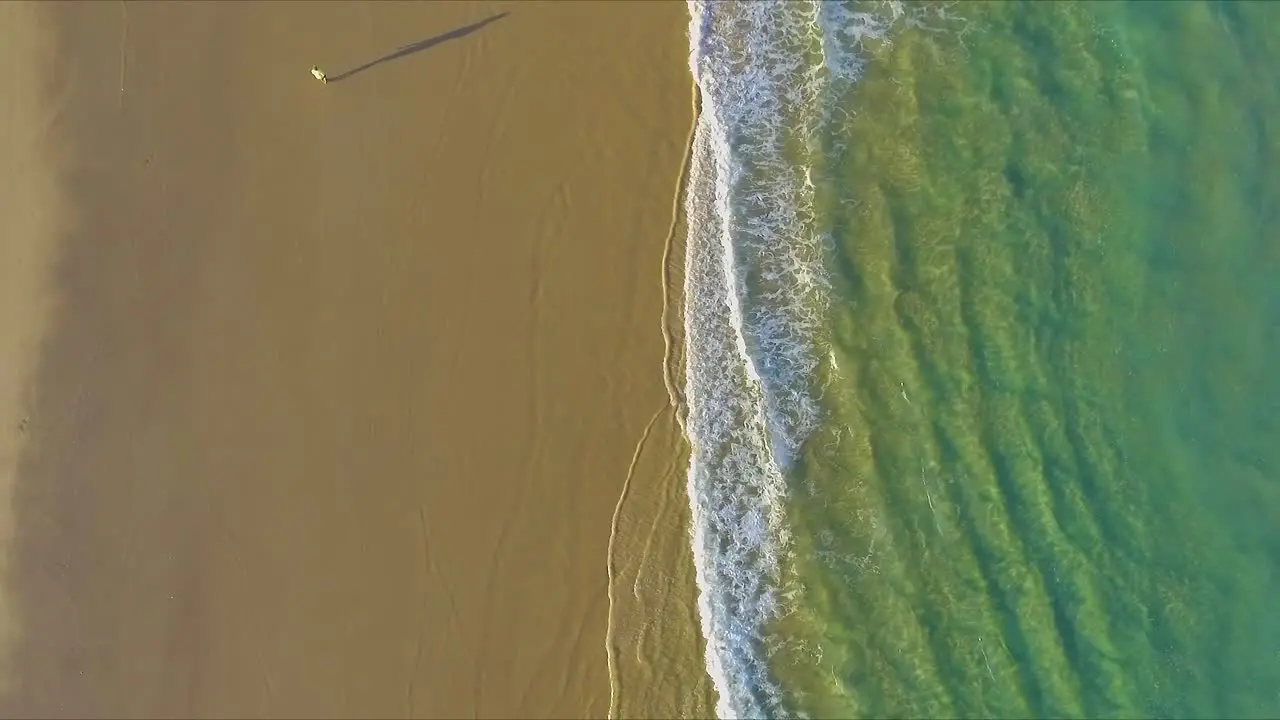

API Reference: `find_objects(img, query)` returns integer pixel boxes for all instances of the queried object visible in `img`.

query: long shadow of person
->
[328,12,509,84]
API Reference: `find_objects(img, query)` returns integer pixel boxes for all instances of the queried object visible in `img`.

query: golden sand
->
[606,83,714,718]
[0,1,704,716]
[0,2,69,700]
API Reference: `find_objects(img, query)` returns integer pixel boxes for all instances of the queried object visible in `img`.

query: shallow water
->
[682,1,1280,717]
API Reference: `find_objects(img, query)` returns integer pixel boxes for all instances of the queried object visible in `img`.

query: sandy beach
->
[0,1,695,717]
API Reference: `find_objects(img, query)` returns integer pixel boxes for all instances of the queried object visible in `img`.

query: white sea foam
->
[681,1,919,717]
[682,1,831,716]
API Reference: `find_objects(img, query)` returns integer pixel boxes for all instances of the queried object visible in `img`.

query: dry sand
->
[0,1,699,716]
[0,2,70,699]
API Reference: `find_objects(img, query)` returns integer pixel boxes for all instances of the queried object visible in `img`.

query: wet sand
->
[0,1,693,717]
[607,102,715,719]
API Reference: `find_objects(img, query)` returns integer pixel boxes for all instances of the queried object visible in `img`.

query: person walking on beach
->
[311,65,328,84]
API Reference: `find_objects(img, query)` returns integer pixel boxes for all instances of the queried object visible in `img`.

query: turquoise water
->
[681,1,1280,717]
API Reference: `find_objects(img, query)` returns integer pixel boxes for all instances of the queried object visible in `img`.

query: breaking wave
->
[679,1,908,717]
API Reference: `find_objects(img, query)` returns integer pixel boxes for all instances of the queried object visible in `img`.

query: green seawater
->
[776,2,1280,717]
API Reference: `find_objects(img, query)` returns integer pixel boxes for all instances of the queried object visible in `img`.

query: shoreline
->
[1,2,696,716]
[607,75,714,719]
